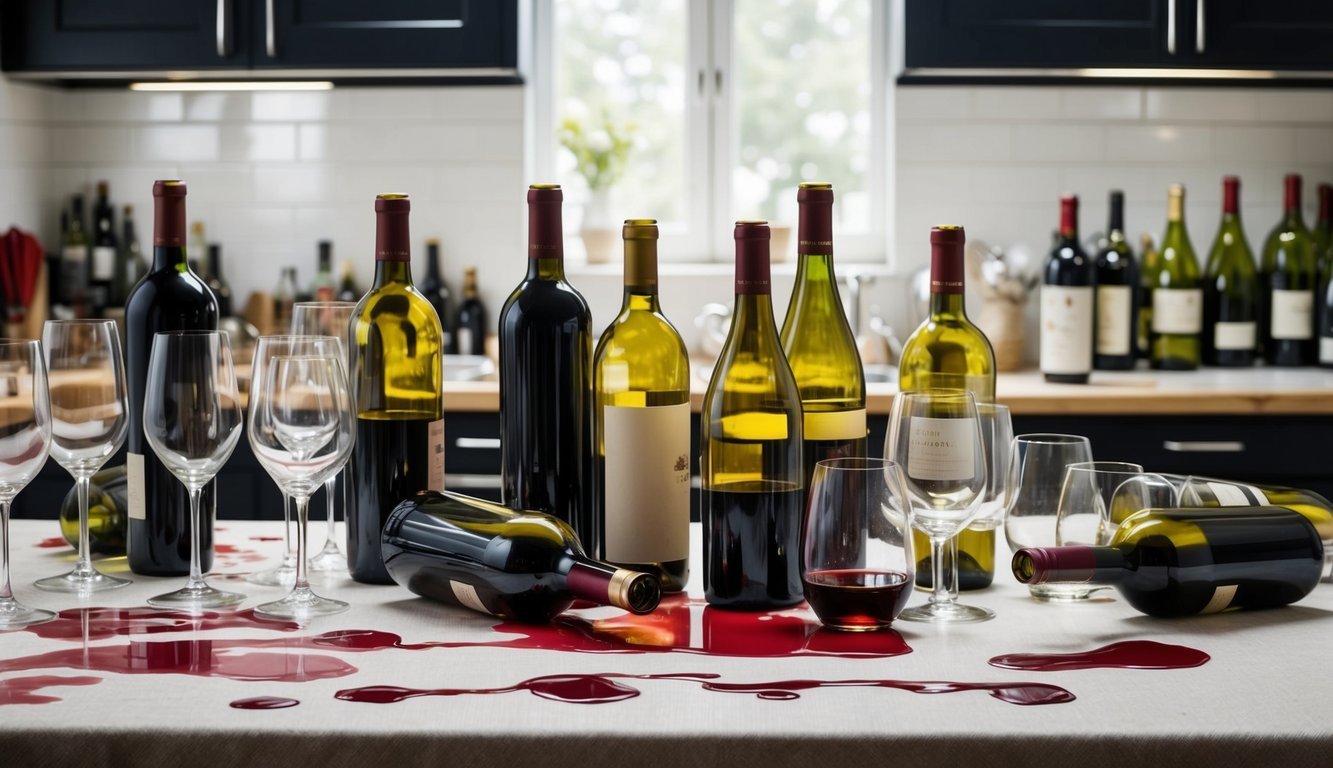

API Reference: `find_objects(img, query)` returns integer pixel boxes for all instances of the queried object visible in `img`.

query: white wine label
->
[91,246,116,280]
[603,402,691,564]
[1270,288,1314,340]
[804,408,867,441]
[449,580,492,615]
[127,452,146,521]
[456,328,475,356]
[1152,288,1203,334]
[1213,321,1256,351]
[1207,481,1269,507]
[1200,584,1238,614]
[62,245,88,263]
[429,418,445,490]
[906,416,977,482]
[1322,337,1333,363]
[1095,285,1133,356]
[1040,285,1093,375]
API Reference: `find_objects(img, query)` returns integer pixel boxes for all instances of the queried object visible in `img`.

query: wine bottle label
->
[1270,289,1314,340]
[907,416,976,482]
[91,246,117,280]
[603,402,691,564]
[804,408,867,441]
[1151,288,1203,334]
[1200,584,1238,614]
[1213,321,1256,351]
[1095,285,1132,356]
[1040,285,1093,374]
[1206,481,1270,507]
[429,419,445,490]
[457,328,475,356]
[1322,336,1333,363]
[127,452,146,521]
[62,245,88,263]
[448,580,493,615]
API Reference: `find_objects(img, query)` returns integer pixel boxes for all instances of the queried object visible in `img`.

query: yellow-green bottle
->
[1151,184,1203,370]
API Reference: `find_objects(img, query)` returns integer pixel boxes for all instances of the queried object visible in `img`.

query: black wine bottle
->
[1041,194,1095,383]
[205,244,233,318]
[1093,191,1137,370]
[125,180,219,576]
[419,239,454,352]
[1013,507,1323,617]
[382,490,661,623]
[454,267,488,356]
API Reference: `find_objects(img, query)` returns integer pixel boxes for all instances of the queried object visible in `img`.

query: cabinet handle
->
[1196,0,1206,53]
[455,437,501,450]
[265,0,277,58]
[1167,0,1177,54]
[1163,440,1245,453]
[215,0,231,58]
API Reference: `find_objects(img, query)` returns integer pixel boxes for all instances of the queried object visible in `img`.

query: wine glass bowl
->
[1056,462,1178,547]
[1003,433,1096,601]
[0,339,56,627]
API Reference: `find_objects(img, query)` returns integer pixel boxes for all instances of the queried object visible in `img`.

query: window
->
[535,0,889,263]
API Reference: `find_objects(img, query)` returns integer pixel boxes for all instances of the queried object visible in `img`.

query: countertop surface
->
[2,519,1331,768]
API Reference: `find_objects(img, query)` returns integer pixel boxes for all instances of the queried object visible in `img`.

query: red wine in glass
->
[802,569,912,631]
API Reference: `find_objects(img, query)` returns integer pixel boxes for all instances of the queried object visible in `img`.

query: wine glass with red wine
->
[802,458,914,631]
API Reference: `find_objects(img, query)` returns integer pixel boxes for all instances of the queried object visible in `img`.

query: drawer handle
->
[444,473,502,490]
[455,437,501,450]
[1163,440,1245,453]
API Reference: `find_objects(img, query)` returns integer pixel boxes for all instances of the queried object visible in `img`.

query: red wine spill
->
[35,537,69,549]
[313,596,911,659]
[230,696,300,710]
[0,675,102,705]
[249,536,284,542]
[25,607,300,642]
[336,673,1073,707]
[988,640,1211,671]
[0,639,358,683]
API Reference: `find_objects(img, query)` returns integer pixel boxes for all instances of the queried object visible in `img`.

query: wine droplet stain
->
[0,675,101,705]
[35,537,69,549]
[231,696,300,709]
[988,641,1211,671]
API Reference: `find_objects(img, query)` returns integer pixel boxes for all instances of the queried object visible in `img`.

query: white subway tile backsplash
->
[970,166,1060,204]
[1214,126,1296,165]
[972,88,1061,120]
[0,125,50,166]
[1059,88,1142,121]
[185,93,252,123]
[435,87,524,121]
[1296,127,1333,164]
[250,92,334,122]
[433,164,526,203]
[897,124,1011,164]
[134,125,221,163]
[896,166,969,205]
[1144,89,1258,122]
[1105,125,1212,163]
[251,165,332,204]
[1255,92,1333,124]
[225,124,298,162]
[1012,125,1105,162]
[895,87,972,120]
[1058,166,1156,204]
[47,126,128,164]
[175,165,252,205]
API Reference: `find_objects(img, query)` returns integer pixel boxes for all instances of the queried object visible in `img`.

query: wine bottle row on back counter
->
[1041,175,1333,380]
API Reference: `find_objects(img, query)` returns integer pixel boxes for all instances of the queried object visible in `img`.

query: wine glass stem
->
[187,486,205,588]
[928,535,959,606]
[0,499,13,601]
[284,494,295,557]
[294,494,310,591]
[323,474,338,550]
[75,475,93,573]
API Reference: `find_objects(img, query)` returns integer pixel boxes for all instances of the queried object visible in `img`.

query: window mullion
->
[709,0,735,261]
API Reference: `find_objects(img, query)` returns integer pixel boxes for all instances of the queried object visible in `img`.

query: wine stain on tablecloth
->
[988,640,1210,671]
[0,675,102,705]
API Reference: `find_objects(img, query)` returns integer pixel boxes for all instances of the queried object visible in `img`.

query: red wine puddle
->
[231,696,300,709]
[0,638,358,683]
[0,675,102,705]
[336,673,1073,707]
[35,537,69,549]
[25,607,300,641]
[988,641,1210,671]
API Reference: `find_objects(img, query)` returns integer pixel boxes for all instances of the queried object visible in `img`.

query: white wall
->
[0,79,51,237]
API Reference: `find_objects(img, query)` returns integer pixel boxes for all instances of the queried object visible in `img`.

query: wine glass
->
[290,301,356,574]
[249,353,354,618]
[886,390,989,623]
[1056,461,1177,546]
[245,334,345,587]
[35,320,132,592]
[0,339,56,627]
[802,458,914,631]
[143,331,245,609]
[1002,433,1095,601]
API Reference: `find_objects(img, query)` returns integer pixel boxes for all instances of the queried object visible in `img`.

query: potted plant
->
[558,113,634,263]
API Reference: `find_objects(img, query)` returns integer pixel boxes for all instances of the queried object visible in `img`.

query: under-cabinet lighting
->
[129,81,334,92]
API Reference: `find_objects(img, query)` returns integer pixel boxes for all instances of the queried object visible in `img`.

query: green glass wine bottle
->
[1259,174,1318,367]
[1150,184,1202,370]
[1202,176,1258,367]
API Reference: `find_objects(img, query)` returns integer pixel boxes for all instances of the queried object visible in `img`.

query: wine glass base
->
[256,587,348,619]
[307,548,347,574]
[0,598,56,628]
[148,583,246,610]
[245,565,297,587]
[1028,583,1108,602]
[34,568,132,593]
[898,601,995,624]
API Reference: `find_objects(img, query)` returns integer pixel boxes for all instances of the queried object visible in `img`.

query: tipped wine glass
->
[249,352,354,618]
[885,390,990,623]
[290,301,356,574]
[143,331,245,609]
[0,339,56,627]
[35,320,132,593]
[1056,462,1177,547]
[1002,433,1096,601]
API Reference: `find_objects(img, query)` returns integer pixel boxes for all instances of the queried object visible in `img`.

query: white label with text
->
[906,416,977,482]
[1213,321,1256,351]
[1152,288,1203,334]
[1095,285,1133,356]
[1270,288,1313,340]
[603,402,691,564]
[1040,285,1093,374]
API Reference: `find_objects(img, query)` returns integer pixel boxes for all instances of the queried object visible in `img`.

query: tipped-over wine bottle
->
[1094,191,1137,370]
[1151,184,1202,370]
[1178,476,1333,579]
[60,464,128,556]
[1202,176,1258,367]
[382,490,662,623]
[1041,194,1095,383]
[1013,507,1323,617]
[1259,174,1318,366]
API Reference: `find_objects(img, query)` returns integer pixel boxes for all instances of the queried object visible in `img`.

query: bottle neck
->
[565,559,660,614]
[1107,197,1124,238]
[373,260,414,288]
[208,251,222,278]
[151,245,187,273]
[929,240,967,318]
[528,198,564,279]
[1012,546,1125,585]
[426,247,441,279]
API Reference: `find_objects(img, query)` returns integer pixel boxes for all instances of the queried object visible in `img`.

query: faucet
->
[840,271,899,366]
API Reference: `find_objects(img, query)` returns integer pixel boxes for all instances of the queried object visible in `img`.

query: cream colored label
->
[1200,584,1238,614]
[449,580,491,615]
[429,418,445,490]
[907,416,976,482]
[1207,481,1269,507]
[1270,289,1313,340]
[1095,285,1133,356]
[1040,285,1093,375]
[603,403,691,565]
[1152,288,1203,334]
[804,409,867,441]
[1322,337,1333,364]
[1214,321,1256,351]
[91,246,116,280]
[457,328,475,355]
[127,452,146,521]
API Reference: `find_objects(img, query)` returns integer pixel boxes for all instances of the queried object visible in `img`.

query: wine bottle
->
[337,259,360,302]
[122,205,146,284]
[273,267,297,331]
[592,219,691,592]
[1317,184,1333,367]
[60,464,128,556]
[418,239,454,352]
[1313,183,1332,263]
[701,221,804,610]
[455,267,487,356]
[1041,195,1095,383]
[1136,233,1158,359]
[125,180,219,576]
[780,183,867,495]
[1202,176,1259,367]
[1151,184,1202,370]
[348,193,446,584]
[382,490,661,623]
[1259,174,1318,367]
[61,194,89,309]
[205,244,233,318]
[499,185,593,546]
[89,181,117,313]
[1093,191,1137,370]
[1178,476,1333,578]
[313,240,337,302]
[898,225,997,591]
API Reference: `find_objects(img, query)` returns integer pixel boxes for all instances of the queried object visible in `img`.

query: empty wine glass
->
[291,301,356,574]
[1056,462,1177,546]
[35,320,132,592]
[886,390,990,623]
[1002,433,1095,601]
[0,339,56,627]
[143,331,245,609]
[249,353,354,618]
[802,458,914,631]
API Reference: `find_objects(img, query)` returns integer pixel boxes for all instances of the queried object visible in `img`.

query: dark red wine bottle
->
[1013,507,1323,617]
[125,180,218,576]
[1041,194,1095,383]
[381,490,661,623]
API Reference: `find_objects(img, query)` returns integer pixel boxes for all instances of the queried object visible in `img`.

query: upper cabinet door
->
[1,0,249,72]
[1190,1,1333,69]
[253,0,518,73]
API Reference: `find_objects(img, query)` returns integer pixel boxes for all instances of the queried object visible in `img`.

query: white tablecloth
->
[1,520,1330,768]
